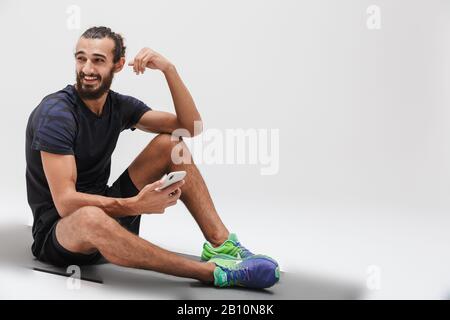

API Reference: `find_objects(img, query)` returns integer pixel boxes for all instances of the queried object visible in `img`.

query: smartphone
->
[156,171,186,191]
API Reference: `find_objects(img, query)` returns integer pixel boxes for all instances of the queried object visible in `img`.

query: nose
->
[81,59,95,76]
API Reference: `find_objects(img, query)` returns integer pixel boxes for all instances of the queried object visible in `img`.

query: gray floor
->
[0,225,363,299]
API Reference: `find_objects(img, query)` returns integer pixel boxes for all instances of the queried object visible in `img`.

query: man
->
[25,26,280,289]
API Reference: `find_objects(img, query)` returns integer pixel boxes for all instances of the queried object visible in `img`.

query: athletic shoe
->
[209,254,280,289]
[201,233,254,261]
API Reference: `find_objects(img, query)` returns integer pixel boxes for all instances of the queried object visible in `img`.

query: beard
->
[75,69,114,100]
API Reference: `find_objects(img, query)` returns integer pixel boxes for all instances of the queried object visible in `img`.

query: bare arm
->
[163,65,202,135]
[41,151,137,218]
[129,48,203,137]
[41,151,184,218]
[133,110,182,135]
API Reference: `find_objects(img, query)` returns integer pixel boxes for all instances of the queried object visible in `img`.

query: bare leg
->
[56,206,216,282]
[128,133,229,247]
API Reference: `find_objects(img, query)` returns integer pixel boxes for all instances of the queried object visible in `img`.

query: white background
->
[1,0,450,299]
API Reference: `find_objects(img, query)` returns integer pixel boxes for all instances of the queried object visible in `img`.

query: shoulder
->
[110,90,150,109]
[41,85,76,111]
[34,86,77,121]
[29,86,78,134]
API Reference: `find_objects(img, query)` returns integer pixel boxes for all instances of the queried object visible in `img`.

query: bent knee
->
[71,206,111,230]
[151,133,183,151]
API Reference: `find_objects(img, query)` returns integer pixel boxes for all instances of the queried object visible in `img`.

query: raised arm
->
[128,47,203,137]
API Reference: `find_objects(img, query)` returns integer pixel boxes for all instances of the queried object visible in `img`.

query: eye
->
[94,58,105,63]
[76,56,86,62]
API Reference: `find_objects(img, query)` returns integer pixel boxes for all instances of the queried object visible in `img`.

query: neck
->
[75,84,108,116]
[82,94,108,116]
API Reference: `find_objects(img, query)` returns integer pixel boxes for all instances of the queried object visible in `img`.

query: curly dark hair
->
[81,26,126,63]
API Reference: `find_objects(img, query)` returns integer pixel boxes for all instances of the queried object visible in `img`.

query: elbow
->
[54,194,74,218]
[189,118,203,137]
[55,204,70,218]
[55,201,71,218]
[175,118,203,137]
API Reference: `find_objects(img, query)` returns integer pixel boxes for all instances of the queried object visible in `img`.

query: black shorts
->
[33,169,141,267]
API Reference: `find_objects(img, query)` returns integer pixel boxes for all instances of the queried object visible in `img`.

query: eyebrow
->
[74,51,107,59]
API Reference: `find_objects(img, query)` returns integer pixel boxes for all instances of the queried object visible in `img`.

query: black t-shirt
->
[25,84,151,238]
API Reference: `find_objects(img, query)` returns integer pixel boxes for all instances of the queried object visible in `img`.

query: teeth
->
[84,76,97,80]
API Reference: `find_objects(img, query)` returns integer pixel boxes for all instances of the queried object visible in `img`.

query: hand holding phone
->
[155,171,187,191]
[134,171,186,214]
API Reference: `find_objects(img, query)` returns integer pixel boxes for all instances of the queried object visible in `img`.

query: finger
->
[136,49,148,74]
[162,180,185,195]
[132,50,141,74]
[128,48,147,71]
[134,51,145,74]
[167,200,178,207]
[134,56,140,74]
[141,52,153,73]
[139,52,149,73]
[141,56,148,73]
[173,188,182,200]
[168,188,182,199]
[147,179,164,191]
[131,57,136,73]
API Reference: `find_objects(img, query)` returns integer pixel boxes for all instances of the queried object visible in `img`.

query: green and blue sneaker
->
[209,254,280,289]
[202,233,278,266]
[201,233,255,261]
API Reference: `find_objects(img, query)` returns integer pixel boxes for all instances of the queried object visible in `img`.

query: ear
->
[113,57,126,73]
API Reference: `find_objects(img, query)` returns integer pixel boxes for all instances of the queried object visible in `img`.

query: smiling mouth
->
[82,75,100,83]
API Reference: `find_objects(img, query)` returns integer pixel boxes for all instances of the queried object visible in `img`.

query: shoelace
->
[236,242,253,258]
[225,266,251,286]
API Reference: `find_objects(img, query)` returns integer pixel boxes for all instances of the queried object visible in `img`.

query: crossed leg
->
[55,133,230,282]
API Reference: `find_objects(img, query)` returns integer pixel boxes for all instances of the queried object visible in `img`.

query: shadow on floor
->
[0,224,364,299]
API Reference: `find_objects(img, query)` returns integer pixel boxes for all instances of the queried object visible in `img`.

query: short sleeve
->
[118,94,152,131]
[31,102,77,155]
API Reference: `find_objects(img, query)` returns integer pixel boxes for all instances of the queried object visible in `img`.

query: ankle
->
[201,262,217,283]
[209,232,229,248]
